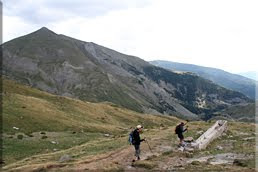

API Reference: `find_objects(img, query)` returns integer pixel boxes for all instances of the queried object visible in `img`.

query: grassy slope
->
[2,78,255,171]
[2,78,179,165]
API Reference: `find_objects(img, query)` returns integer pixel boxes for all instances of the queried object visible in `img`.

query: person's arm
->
[140,138,145,142]
[183,126,188,132]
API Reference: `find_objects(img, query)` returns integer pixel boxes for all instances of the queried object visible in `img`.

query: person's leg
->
[134,144,140,160]
[178,133,184,146]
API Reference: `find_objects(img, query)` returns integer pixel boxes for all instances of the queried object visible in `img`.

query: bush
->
[233,159,248,167]
[17,135,23,140]
[132,161,156,169]
[191,161,201,165]
[41,136,48,139]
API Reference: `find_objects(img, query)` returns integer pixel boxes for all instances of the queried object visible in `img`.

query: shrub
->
[17,135,23,140]
[41,136,48,139]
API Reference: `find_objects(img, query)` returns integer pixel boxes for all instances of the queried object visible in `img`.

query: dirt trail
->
[5,127,178,171]
[59,127,177,171]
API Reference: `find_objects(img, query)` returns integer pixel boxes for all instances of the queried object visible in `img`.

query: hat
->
[136,125,143,129]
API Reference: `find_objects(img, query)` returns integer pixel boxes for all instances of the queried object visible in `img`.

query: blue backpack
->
[128,131,134,145]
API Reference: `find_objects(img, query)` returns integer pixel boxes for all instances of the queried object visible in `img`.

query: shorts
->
[177,133,184,140]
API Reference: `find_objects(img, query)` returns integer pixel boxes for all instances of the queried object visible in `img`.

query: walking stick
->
[145,140,154,154]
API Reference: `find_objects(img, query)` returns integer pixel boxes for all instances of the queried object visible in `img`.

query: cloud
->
[2,0,152,24]
[2,0,258,73]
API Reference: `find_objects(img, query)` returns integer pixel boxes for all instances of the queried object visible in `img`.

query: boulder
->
[59,155,72,163]
[184,137,194,142]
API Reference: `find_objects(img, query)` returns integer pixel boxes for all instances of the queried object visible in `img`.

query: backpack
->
[175,125,181,134]
[128,131,134,145]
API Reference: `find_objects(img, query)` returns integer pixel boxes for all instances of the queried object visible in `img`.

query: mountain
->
[2,27,253,120]
[238,71,257,81]
[150,60,256,99]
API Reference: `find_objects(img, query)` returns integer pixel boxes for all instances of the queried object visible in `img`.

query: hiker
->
[131,125,146,162]
[175,122,188,146]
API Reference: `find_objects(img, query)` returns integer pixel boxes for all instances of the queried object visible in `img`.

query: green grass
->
[3,132,103,164]
[2,78,180,167]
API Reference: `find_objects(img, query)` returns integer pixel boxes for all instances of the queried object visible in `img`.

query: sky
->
[2,0,258,74]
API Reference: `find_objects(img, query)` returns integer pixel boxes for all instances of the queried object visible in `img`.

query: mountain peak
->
[33,27,57,37]
[39,27,51,31]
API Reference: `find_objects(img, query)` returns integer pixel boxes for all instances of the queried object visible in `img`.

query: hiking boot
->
[132,159,136,162]
[137,157,140,160]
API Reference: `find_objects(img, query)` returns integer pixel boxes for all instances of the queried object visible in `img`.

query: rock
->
[238,132,249,136]
[216,146,223,150]
[13,127,19,130]
[53,148,58,151]
[178,147,184,152]
[184,147,194,152]
[194,120,228,150]
[59,155,72,163]
[51,141,57,144]
[184,137,194,142]
[197,130,204,135]
[104,134,110,137]
[242,137,255,141]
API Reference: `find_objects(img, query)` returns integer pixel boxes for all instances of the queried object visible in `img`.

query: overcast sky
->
[2,0,258,74]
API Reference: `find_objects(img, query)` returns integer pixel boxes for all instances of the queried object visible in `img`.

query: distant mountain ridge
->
[2,27,254,120]
[238,71,257,81]
[150,60,256,99]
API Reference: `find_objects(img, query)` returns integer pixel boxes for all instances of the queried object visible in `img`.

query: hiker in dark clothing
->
[175,122,188,146]
[132,125,145,162]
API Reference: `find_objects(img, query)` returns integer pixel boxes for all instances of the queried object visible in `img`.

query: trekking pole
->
[145,140,154,154]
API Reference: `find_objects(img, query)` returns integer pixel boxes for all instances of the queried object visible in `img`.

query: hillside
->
[212,103,255,122]
[150,60,256,99]
[2,27,253,120]
[2,78,179,165]
[2,79,256,171]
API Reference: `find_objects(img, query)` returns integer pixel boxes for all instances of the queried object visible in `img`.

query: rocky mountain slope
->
[150,60,256,99]
[2,27,253,120]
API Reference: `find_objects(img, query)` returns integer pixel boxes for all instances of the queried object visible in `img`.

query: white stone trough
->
[188,120,228,150]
